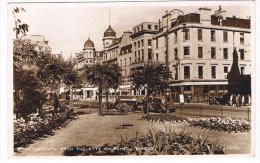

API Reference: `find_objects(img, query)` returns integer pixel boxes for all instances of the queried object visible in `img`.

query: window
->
[223,48,228,59]
[174,48,178,60]
[129,57,131,65]
[211,66,216,79]
[134,42,136,48]
[198,66,203,79]
[211,30,216,41]
[148,49,152,61]
[86,60,88,63]
[156,39,158,49]
[240,33,244,44]
[138,51,140,61]
[183,29,190,40]
[141,40,144,47]
[155,25,158,30]
[135,52,137,62]
[120,60,122,66]
[184,66,190,79]
[141,25,143,30]
[198,29,202,41]
[148,24,151,29]
[211,47,216,59]
[184,47,190,58]
[174,31,178,43]
[240,49,245,60]
[223,31,228,42]
[142,49,144,61]
[148,39,152,46]
[175,67,178,80]
[198,47,203,58]
[241,67,245,75]
[224,66,228,73]
[156,53,159,62]
[138,41,140,48]
[125,58,126,66]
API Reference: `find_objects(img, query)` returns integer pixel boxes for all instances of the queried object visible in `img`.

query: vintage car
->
[143,97,175,113]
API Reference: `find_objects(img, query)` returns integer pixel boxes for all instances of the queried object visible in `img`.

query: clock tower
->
[103,25,116,49]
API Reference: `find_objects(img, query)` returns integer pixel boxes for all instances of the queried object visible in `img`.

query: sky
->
[8,1,253,59]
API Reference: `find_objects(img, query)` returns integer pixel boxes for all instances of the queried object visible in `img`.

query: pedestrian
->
[236,94,240,107]
[179,93,184,105]
[230,94,233,106]
[238,94,242,107]
[187,95,191,103]
[241,95,245,106]
[248,94,251,106]
[232,94,236,107]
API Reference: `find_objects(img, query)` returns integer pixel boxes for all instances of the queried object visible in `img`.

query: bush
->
[14,111,74,150]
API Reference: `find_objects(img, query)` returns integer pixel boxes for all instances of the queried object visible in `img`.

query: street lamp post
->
[165,9,185,115]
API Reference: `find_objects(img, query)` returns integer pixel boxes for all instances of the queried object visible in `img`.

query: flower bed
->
[187,117,251,133]
[14,111,75,150]
[142,115,251,133]
[63,129,224,155]
[142,114,188,123]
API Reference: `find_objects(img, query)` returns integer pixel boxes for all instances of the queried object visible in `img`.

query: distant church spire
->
[109,7,110,26]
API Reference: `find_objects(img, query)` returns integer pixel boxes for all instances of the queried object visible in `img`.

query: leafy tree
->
[12,7,29,38]
[129,62,171,115]
[82,62,121,115]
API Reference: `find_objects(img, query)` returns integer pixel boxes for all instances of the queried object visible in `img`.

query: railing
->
[175,105,251,121]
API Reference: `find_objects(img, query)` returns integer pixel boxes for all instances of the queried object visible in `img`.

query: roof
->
[83,38,95,50]
[104,25,116,37]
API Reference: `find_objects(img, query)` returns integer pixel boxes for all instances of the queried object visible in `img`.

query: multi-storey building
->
[73,37,101,99]
[129,22,159,96]
[153,7,251,102]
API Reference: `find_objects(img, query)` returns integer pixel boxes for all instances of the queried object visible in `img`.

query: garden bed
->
[142,115,251,133]
[63,128,224,155]
[14,112,78,150]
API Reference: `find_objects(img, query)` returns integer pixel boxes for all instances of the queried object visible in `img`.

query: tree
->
[12,7,29,38]
[82,62,121,115]
[129,62,171,115]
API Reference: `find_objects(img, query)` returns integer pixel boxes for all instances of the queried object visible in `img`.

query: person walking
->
[179,93,184,105]
[230,94,233,106]
[232,94,237,107]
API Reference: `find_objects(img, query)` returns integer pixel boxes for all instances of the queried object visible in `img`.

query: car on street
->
[143,97,175,113]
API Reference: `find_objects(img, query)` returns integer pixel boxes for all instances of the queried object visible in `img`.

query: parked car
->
[144,97,175,113]
[114,98,141,112]
[215,95,231,105]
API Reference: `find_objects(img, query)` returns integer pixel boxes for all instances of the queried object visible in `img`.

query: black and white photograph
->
[0,0,259,161]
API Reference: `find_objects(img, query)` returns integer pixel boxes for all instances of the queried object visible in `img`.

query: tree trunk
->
[69,85,73,109]
[98,87,103,116]
[146,86,149,116]
[106,90,109,114]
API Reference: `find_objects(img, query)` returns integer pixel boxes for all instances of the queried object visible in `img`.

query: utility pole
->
[165,10,170,115]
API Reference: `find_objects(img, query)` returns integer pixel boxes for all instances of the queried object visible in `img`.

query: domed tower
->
[83,37,95,65]
[103,25,116,49]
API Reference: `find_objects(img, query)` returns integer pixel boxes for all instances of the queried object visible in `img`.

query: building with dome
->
[73,37,101,100]
[103,25,117,50]
[74,37,98,74]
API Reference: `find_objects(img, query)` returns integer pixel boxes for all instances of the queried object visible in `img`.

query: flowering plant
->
[14,111,73,149]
